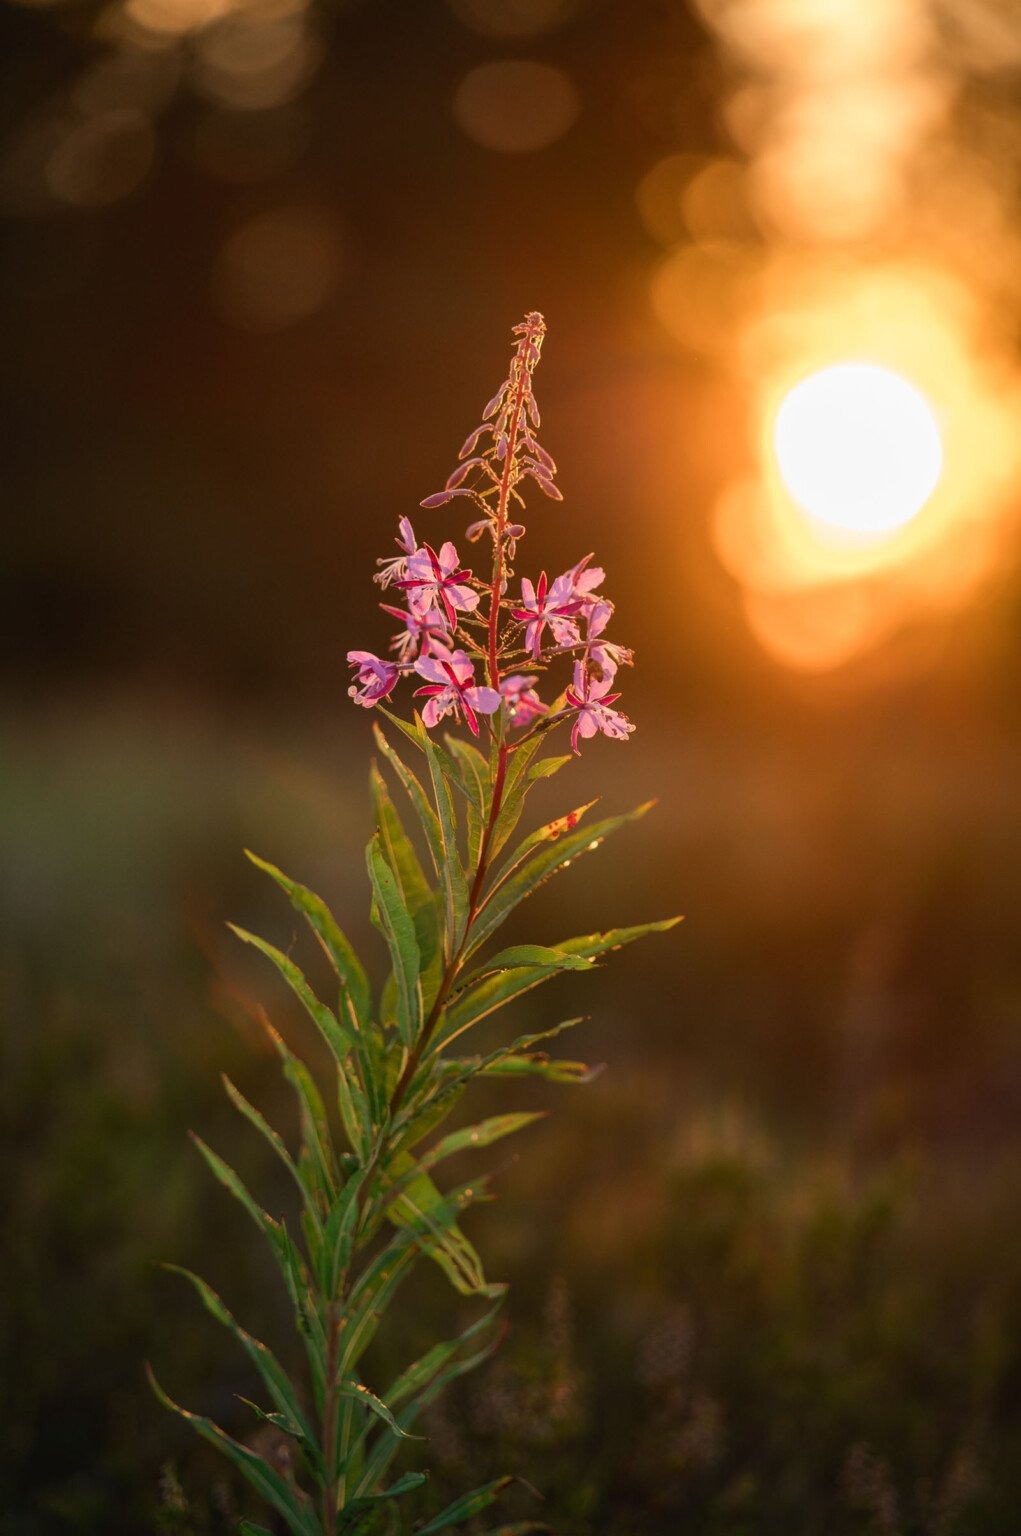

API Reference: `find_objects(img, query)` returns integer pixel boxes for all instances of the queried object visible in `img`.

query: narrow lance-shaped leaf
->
[220,1074,323,1239]
[466,801,656,956]
[357,1305,506,1492]
[263,1020,337,1209]
[371,765,443,1012]
[445,735,490,867]
[489,739,571,863]
[384,1157,502,1298]
[414,1476,515,1534]
[336,1471,429,1532]
[416,716,470,954]
[377,707,482,816]
[146,1366,320,1536]
[229,924,355,1063]
[244,850,371,1032]
[189,1133,328,1389]
[162,1265,323,1479]
[372,723,444,876]
[366,834,422,1046]
[430,947,596,1055]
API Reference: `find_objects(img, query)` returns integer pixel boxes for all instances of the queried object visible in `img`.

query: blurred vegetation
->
[4,694,1021,1535]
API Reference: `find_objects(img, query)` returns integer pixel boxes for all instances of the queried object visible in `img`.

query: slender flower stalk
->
[151,315,676,1536]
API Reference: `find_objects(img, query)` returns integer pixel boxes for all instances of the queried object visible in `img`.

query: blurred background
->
[3,0,1021,1530]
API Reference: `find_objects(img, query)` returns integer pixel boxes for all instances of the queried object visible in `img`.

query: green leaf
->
[337,1471,429,1531]
[244,850,371,1032]
[417,717,470,953]
[238,1523,277,1536]
[431,949,595,1054]
[489,739,571,862]
[468,801,656,956]
[481,1055,603,1083]
[321,1166,368,1295]
[384,1159,500,1297]
[414,1476,515,1534]
[448,1018,599,1087]
[371,765,443,1012]
[357,1304,506,1492]
[189,1134,327,1392]
[372,724,444,876]
[339,1237,419,1377]
[445,735,490,866]
[220,1074,321,1234]
[366,835,422,1046]
[146,1366,319,1536]
[552,916,683,961]
[335,1379,422,1442]
[421,1112,545,1172]
[384,1301,504,1414]
[335,1055,373,1162]
[163,1265,322,1478]
[229,924,355,1063]
[263,1021,337,1211]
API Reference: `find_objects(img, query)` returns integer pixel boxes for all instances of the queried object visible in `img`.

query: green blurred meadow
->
[3,0,1021,1532]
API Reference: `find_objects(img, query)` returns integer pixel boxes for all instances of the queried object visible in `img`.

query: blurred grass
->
[3,691,1021,1534]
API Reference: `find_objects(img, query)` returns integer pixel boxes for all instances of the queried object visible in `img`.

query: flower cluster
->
[347,313,634,752]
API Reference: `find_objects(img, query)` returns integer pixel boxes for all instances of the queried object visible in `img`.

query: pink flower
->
[380,602,448,663]
[413,648,501,737]
[511,571,583,660]
[399,542,479,628]
[373,517,417,589]
[500,674,547,727]
[347,651,399,708]
[586,600,634,682]
[566,553,606,611]
[565,662,635,754]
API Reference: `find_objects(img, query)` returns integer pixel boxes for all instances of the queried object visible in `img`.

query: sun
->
[773,362,943,538]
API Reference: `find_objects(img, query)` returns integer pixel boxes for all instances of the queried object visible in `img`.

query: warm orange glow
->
[773,363,942,538]
[707,260,1021,671]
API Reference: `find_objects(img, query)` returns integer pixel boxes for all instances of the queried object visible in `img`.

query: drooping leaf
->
[244,850,371,1032]
[146,1366,320,1536]
[366,835,422,1046]
[229,924,355,1063]
[383,1157,501,1297]
[335,1378,422,1442]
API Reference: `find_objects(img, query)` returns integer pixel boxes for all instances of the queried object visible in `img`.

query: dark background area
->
[3,1,1021,1532]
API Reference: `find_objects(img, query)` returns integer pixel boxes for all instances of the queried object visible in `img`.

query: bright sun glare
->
[773,362,943,538]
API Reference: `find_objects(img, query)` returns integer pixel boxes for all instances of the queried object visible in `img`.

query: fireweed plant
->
[150,314,678,1534]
